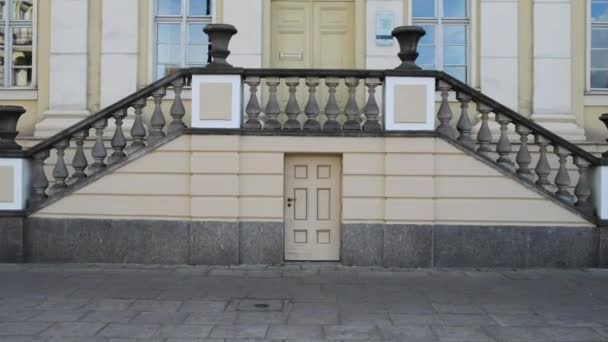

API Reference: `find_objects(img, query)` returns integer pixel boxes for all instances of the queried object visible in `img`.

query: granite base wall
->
[0,217,24,262]
[5,217,604,267]
[342,224,599,268]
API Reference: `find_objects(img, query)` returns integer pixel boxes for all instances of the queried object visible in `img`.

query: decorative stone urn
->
[0,106,26,151]
[204,24,238,68]
[391,26,426,70]
[600,113,608,158]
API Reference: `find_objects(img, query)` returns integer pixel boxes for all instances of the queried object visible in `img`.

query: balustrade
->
[242,72,384,132]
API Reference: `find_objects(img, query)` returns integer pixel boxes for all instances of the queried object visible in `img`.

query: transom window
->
[412,0,469,83]
[154,0,211,79]
[0,0,34,88]
[590,0,608,89]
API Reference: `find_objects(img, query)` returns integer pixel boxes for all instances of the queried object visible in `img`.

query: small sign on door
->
[376,11,394,46]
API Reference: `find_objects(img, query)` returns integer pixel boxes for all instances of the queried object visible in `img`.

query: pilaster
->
[35,0,90,137]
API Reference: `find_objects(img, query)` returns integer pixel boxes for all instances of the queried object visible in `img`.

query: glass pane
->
[443,0,466,18]
[188,45,208,64]
[444,45,466,65]
[0,0,5,20]
[444,66,466,82]
[157,0,181,15]
[444,25,466,45]
[419,25,436,45]
[157,44,180,64]
[591,70,608,88]
[12,26,32,86]
[189,0,209,16]
[592,28,608,48]
[158,23,180,44]
[592,2,608,23]
[592,50,608,69]
[413,0,435,18]
[12,26,32,47]
[418,45,435,66]
[420,64,435,70]
[157,64,180,79]
[188,23,208,44]
[12,0,33,20]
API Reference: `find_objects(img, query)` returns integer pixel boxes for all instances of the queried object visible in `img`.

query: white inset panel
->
[317,165,330,179]
[317,230,330,244]
[0,158,29,211]
[294,188,308,220]
[295,165,308,179]
[191,75,242,129]
[384,77,436,131]
[294,230,308,244]
[317,189,330,220]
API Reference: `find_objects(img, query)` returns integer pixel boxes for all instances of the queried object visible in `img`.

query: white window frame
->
[151,0,213,81]
[411,0,471,84]
[587,0,608,92]
[0,0,36,89]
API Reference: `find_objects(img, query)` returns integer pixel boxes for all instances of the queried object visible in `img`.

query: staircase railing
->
[24,70,190,209]
[0,23,603,222]
[425,70,600,218]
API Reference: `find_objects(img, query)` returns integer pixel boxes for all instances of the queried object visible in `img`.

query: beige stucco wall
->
[34,135,593,227]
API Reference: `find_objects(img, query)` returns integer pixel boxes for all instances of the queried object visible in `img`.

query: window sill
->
[0,88,38,100]
[584,92,608,107]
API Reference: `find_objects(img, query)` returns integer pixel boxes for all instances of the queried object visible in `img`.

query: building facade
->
[3,0,608,142]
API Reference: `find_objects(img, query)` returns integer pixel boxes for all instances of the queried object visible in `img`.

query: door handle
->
[287,197,296,207]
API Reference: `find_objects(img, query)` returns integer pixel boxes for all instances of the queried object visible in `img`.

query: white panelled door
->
[284,155,341,261]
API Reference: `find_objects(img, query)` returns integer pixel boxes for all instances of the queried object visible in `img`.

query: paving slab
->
[0,264,607,341]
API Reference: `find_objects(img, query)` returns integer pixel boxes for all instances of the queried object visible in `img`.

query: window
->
[412,0,469,83]
[154,0,211,79]
[0,0,34,88]
[590,0,608,89]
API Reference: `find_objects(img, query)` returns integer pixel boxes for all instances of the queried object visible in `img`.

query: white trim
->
[0,158,29,211]
[0,89,37,100]
[191,74,242,129]
[384,76,436,131]
[593,166,608,220]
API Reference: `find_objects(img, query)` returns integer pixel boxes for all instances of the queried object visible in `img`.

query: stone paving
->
[1,264,608,341]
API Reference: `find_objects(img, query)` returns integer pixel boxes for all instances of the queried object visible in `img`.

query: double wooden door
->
[270,0,355,69]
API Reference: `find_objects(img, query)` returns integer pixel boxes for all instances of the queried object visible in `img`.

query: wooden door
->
[284,155,341,261]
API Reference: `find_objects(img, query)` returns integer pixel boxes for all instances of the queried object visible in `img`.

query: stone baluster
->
[363,78,382,132]
[303,77,321,131]
[534,135,551,190]
[456,92,474,149]
[343,77,361,131]
[51,139,69,190]
[244,76,262,130]
[574,156,594,213]
[554,146,574,203]
[90,118,108,173]
[29,150,50,204]
[515,125,533,181]
[130,97,147,151]
[284,77,301,131]
[264,77,281,131]
[169,77,186,134]
[149,87,167,143]
[109,109,127,165]
[70,129,89,181]
[476,103,493,156]
[495,113,514,171]
[323,77,341,131]
[437,81,456,139]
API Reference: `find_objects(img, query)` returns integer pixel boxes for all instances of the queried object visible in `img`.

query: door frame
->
[283,153,343,261]
[262,0,366,69]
